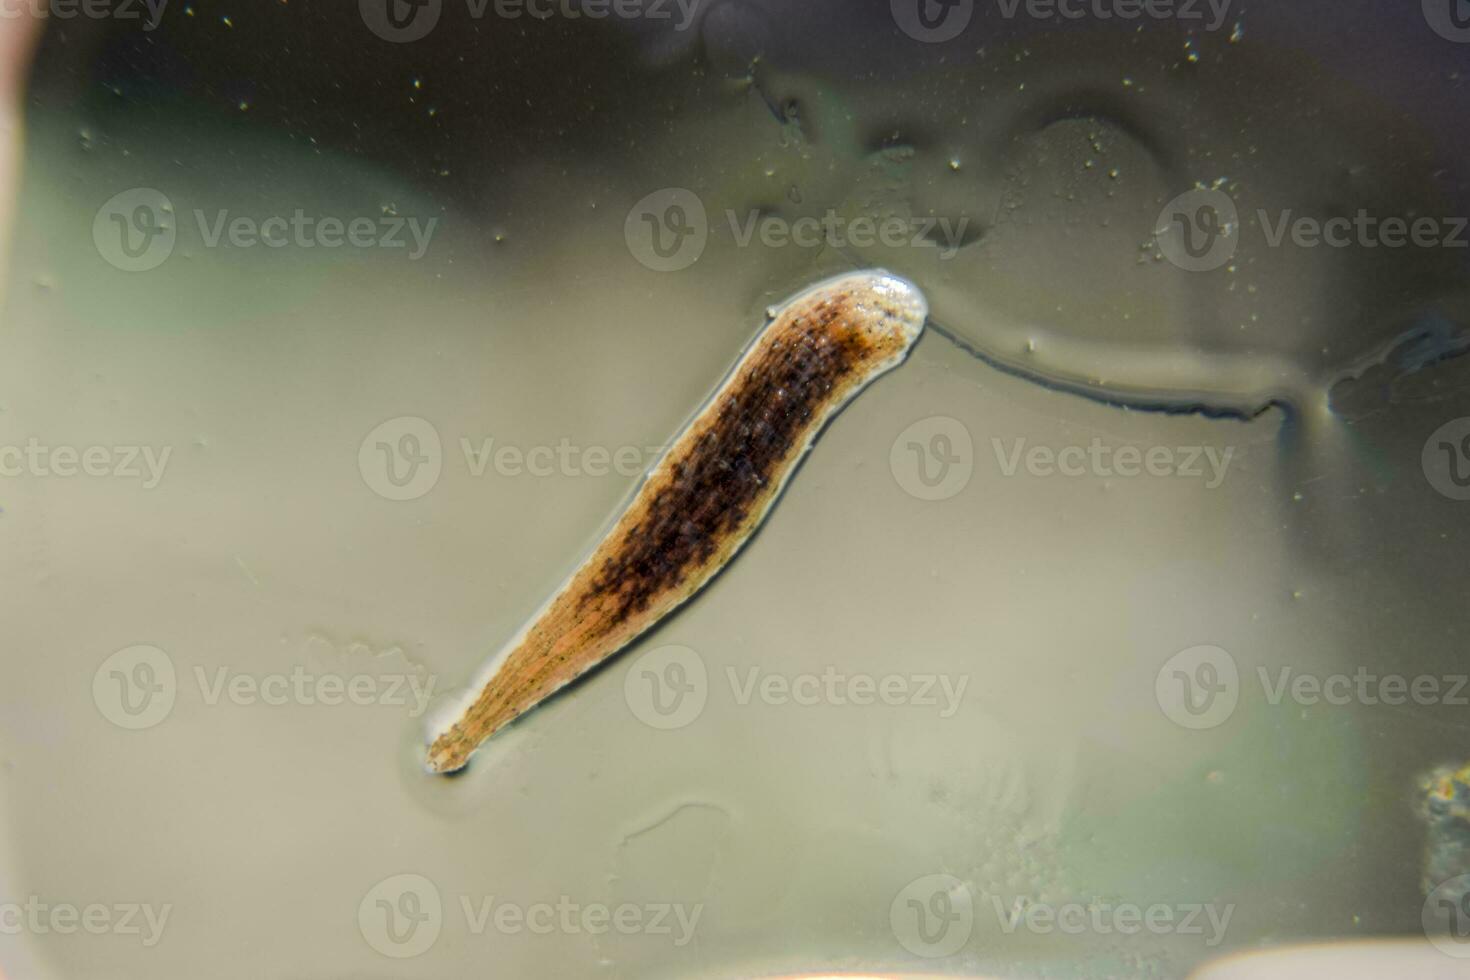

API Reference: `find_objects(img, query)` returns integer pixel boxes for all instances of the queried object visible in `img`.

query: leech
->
[425,270,928,773]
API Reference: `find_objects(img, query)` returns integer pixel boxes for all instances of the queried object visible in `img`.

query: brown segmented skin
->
[425,271,928,773]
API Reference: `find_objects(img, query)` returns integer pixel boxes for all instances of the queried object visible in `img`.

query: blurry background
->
[1,1,1469,977]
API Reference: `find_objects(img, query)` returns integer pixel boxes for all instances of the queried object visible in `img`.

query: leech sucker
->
[425,271,928,773]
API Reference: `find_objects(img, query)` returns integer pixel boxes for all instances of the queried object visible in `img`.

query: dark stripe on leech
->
[575,295,877,630]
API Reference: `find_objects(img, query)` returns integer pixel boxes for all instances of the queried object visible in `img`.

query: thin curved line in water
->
[920,314,1293,423]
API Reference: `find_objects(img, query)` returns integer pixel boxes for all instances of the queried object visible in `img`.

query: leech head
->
[777,270,928,368]
[851,270,929,350]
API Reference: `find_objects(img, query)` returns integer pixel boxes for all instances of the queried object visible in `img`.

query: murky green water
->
[1,4,1468,978]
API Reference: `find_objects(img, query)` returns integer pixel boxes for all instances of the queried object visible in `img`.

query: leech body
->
[425,271,928,773]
